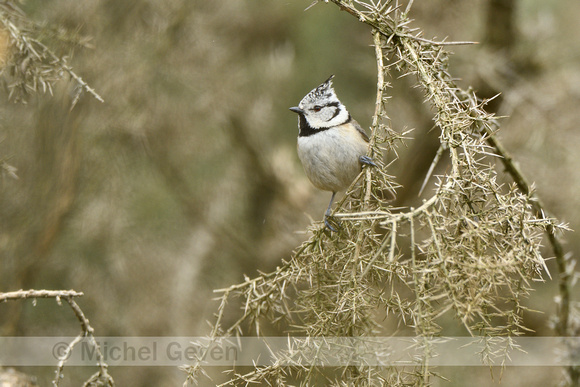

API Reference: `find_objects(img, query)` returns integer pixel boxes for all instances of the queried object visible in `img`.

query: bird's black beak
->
[289,106,303,114]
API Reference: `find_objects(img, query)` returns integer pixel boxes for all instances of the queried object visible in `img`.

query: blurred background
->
[0,0,579,385]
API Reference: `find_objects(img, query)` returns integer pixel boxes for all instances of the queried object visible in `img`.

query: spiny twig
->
[0,4,104,106]
[483,124,570,333]
[330,0,477,46]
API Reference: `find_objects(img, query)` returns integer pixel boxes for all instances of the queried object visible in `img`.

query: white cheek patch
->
[305,106,349,129]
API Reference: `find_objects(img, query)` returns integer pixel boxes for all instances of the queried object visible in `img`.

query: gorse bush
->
[183,1,573,386]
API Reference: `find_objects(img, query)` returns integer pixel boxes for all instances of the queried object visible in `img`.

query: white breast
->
[297,123,369,192]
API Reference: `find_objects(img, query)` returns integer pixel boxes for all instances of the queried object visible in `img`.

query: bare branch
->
[0,289,114,387]
[0,289,83,302]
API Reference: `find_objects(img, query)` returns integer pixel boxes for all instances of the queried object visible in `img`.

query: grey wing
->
[351,119,370,142]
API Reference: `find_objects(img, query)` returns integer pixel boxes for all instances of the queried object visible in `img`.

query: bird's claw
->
[324,215,339,232]
[359,155,377,167]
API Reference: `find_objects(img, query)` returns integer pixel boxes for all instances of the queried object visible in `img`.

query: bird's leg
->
[323,158,376,232]
[359,155,377,167]
[324,191,338,232]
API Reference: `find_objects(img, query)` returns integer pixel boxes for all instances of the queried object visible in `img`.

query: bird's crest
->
[299,75,337,107]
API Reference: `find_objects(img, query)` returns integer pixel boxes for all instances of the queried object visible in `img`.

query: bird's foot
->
[324,215,339,233]
[359,155,377,167]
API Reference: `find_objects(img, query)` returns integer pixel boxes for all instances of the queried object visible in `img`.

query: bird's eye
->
[312,105,322,112]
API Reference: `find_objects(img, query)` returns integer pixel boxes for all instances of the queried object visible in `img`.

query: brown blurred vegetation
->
[0,0,579,385]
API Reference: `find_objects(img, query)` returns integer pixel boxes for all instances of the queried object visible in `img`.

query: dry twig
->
[0,289,114,387]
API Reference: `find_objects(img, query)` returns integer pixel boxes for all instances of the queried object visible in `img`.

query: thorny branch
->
[485,131,571,334]
[333,2,576,379]
[0,2,103,106]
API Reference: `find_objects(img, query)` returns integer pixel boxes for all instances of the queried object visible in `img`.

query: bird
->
[289,75,376,232]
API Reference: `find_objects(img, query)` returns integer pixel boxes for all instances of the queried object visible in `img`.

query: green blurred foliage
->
[0,0,579,385]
